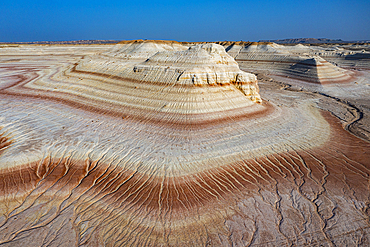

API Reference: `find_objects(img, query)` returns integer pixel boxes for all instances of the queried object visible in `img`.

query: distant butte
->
[0,40,369,246]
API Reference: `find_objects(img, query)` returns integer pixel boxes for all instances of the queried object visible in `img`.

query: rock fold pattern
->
[0,41,369,246]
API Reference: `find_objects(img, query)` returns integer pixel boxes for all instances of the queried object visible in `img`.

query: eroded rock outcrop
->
[0,41,369,246]
[103,39,188,61]
[79,43,261,101]
[13,42,263,125]
[223,42,356,84]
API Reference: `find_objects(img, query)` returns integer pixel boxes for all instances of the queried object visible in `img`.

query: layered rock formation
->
[13,42,262,125]
[0,40,370,246]
[281,56,354,84]
[103,39,187,61]
[223,42,356,84]
[276,43,370,70]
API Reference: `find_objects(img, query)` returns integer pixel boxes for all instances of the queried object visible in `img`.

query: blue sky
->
[1,0,369,42]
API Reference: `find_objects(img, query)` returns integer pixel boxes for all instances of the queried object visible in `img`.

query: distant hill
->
[259,38,370,44]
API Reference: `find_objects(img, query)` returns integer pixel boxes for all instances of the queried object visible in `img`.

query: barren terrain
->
[0,40,369,246]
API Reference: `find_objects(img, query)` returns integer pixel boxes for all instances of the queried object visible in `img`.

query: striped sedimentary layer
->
[1,92,370,246]
[264,43,370,70]
[103,39,188,61]
[223,42,355,84]
[0,41,370,246]
[281,56,354,84]
[3,42,262,125]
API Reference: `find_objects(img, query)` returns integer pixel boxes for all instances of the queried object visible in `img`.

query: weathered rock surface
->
[0,40,370,246]
[16,42,262,125]
[103,39,187,61]
[223,42,356,84]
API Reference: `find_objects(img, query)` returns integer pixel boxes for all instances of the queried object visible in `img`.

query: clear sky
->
[1,0,369,42]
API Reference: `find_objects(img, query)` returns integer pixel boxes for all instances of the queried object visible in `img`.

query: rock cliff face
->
[0,40,370,246]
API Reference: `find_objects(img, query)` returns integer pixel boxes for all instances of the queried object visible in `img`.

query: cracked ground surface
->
[0,43,369,246]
